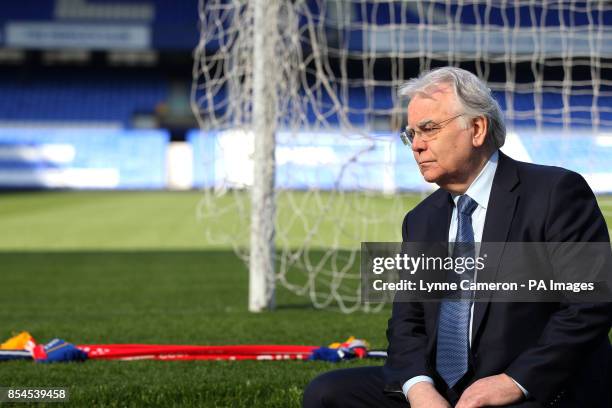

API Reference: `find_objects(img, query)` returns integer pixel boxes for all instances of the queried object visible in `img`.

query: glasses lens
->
[400,128,413,146]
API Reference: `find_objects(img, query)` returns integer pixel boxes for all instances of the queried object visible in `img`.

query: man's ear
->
[471,115,488,148]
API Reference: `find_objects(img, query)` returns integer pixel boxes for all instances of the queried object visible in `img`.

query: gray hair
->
[398,67,506,148]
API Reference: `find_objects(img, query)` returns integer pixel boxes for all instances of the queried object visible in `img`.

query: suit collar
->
[431,187,453,209]
[466,150,498,210]
[491,150,519,193]
[481,150,520,242]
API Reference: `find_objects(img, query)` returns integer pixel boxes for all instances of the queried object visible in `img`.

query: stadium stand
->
[2,67,611,131]
[0,67,167,127]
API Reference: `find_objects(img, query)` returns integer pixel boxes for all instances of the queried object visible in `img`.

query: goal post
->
[248,0,279,312]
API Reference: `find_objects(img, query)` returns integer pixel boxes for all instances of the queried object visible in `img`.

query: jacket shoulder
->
[506,155,587,189]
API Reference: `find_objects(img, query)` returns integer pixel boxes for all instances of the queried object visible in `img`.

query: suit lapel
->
[471,151,520,342]
[424,190,453,351]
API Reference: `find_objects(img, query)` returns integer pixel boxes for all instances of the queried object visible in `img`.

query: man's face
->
[406,84,476,188]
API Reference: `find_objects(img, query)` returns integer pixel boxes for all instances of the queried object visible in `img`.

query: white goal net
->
[192,0,612,312]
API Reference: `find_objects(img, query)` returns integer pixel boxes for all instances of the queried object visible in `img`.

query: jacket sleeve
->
[505,171,612,405]
[383,211,434,385]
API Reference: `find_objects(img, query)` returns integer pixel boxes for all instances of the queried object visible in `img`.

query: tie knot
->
[457,195,478,216]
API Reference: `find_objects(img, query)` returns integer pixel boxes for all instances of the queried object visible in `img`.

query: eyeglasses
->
[400,113,466,146]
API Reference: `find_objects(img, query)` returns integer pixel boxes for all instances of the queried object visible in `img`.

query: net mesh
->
[192,0,611,312]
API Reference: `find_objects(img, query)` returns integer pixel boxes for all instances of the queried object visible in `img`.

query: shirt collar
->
[452,150,498,210]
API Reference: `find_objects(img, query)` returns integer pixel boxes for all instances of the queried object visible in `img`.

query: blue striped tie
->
[436,194,478,388]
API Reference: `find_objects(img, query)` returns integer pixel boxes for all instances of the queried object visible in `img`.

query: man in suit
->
[303,67,612,408]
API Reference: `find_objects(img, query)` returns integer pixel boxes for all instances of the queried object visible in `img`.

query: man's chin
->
[420,170,442,184]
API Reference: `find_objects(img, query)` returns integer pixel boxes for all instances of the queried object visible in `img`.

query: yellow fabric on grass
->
[1,331,34,350]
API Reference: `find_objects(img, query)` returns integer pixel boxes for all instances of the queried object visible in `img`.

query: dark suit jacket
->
[383,151,612,407]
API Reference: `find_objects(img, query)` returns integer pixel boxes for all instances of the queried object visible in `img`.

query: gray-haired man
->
[303,67,612,408]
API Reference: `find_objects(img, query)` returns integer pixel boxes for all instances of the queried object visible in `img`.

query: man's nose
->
[411,135,427,153]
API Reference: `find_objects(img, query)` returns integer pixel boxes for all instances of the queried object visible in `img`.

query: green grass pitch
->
[0,191,610,407]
